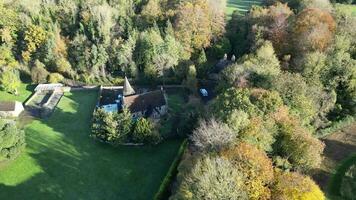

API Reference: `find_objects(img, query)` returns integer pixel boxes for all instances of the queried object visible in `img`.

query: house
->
[122,90,168,119]
[0,101,24,118]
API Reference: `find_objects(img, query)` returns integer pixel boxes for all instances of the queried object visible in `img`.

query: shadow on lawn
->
[0,91,181,200]
[312,138,356,192]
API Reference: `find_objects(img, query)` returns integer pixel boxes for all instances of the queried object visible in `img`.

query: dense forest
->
[0,0,355,199]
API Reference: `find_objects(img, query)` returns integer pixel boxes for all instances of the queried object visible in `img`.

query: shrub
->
[132,118,161,144]
[0,120,26,163]
[31,60,49,83]
[48,73,64,83]
[0,69,21,95]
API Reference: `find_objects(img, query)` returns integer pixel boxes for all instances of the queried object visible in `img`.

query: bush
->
[48,73,64,83]
[0,69,21,95]
[0,120,26,163]
[132,118,161,144]
[31,60,49,83]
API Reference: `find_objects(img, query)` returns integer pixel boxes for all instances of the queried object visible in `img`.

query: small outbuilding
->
[0,101,25,118]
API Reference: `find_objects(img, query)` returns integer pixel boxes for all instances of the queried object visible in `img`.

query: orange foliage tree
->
[293,8,336,52]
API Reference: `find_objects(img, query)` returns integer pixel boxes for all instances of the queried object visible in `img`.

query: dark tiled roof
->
[123,90,166,113]
[0,101,16,111]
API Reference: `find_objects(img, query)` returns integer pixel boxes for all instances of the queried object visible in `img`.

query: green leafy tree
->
[0,120,26,163]
[132,118,160,144]
[0,69,21,95]
[183,65,198,94]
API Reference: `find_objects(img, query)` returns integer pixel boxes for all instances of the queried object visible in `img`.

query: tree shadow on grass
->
[0,91,183,200]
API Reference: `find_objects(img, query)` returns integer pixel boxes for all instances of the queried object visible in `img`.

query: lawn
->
[226,0,263,16]
[0,90,183,200]
[0,83,35,102]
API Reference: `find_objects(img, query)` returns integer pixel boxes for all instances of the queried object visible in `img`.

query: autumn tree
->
[221,142,274,200]
[293,8,336,53]
[272,107,325,170]
[272,171,325,200]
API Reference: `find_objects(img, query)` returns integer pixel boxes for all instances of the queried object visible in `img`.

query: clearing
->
[226,0,263,16]
[0,88,183,200]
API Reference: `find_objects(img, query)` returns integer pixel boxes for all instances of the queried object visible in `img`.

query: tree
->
[22,24,47,62]
[272,171,325,200]
[174,0,212,57]
[171,156,249,200]
[0,119,26,163]
[293,8,336,53]
[0,45,18,68]
[91,108,133,144]
[31,60,49,84]
[272,107,325,170]
[272,72,317,125]
[190,118,236,152]
[183,65,198,93]
[132,118,160,144]
[211,88,256,122]
[221,142,274,200]
[0,69,21,95]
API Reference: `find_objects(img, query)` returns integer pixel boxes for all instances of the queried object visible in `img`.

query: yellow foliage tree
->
[221,142,274,200]
[272,171,325,200]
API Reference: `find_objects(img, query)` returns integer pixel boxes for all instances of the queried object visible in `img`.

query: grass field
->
[226,0,263,16]
[0,83,35,103]
[0,89,183,200]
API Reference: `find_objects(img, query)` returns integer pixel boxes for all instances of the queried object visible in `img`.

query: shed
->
[0,101,24,117]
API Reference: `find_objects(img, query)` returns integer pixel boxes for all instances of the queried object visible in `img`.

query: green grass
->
[0,90,183,200]
[0,83,35,102]
[226,0,263,16]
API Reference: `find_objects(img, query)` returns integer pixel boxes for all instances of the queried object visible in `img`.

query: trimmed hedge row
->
[154,139,188,200]
[316,115,355,138]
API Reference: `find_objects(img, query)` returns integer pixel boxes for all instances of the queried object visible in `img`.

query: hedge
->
[154,139,188,200]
